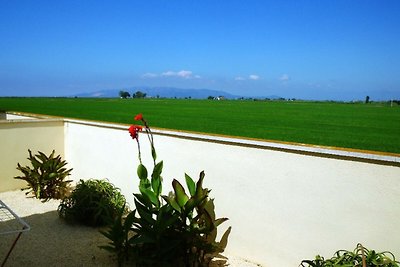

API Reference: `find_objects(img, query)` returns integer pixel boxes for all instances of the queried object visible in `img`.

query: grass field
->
[1,97,399,154]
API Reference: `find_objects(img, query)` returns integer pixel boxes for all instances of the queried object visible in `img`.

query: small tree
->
[365,95,370,104]
[133,91,146,98]
[119,90,130,99]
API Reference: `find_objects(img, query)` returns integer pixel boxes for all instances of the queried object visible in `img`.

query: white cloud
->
[279,74,290,81]
[249,74,260,80]
[142,73,158,78]
[235,74,261,81]
[177,70,193,78]
[161,71,177,77]
[142,70,200,79]
[161,70,196,79]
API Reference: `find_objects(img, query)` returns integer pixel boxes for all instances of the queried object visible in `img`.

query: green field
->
[1,97,399,154]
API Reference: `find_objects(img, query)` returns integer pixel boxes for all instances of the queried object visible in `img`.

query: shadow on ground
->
[0,211,116,267]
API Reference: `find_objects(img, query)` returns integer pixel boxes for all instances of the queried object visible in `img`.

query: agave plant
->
[14,149,72,202]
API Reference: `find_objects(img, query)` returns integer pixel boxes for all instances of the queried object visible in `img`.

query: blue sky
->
[0,1,399,100]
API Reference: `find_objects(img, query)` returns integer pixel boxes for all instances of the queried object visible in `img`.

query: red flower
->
[134,113,143,121]
[129,125,143,140]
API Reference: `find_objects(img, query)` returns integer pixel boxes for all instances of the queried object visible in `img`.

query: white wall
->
[6,113,39,120]
[64,120,400,267]
[64,121,140,202]
[0,119,65,192]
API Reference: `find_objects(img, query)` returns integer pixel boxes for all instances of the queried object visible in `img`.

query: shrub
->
[300,243,400,267]
[14,149,72,202]
[58,179,126,227]
[100,114,231,266]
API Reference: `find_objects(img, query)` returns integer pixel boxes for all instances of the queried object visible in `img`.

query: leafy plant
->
[300,243,400,267]
[100,204,136,266]
[101,113,231,267]
[14,149,72,202]
[58,179,126,227]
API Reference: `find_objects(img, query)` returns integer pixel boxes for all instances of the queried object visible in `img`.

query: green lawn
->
[1,97,399,154]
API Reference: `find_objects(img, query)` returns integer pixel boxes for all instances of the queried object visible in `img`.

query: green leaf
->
[207,228,218,244]
[139,177,151,192]
[30,157,41,169]
[204,199,216,221]
[151,146,157,161]
[185,173,196,197]
[152,161,163,178]
[123,210,136,234]
[151,161,163,196]
[157,206,179,230]
[129,234,156,245]
[153,180,162,200]
[184,194,207,214]
[141,188,160,207]
[184,198,197,214]
[202,208,215,232]
[172,179,189,208]
[137,164,148,180]
[134,199,155,224]
[218,226,232,251]
[162,195,181,212]
[195,171,206,199]
[214,217,229,227]
[37,151,48,162]
[134,193,153,208]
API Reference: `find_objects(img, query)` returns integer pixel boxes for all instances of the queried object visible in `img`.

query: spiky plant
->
[14,149,72,202]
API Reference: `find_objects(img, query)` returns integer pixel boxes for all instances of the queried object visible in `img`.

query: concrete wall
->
[64,121,140,200]
[6,113,40,120]
[64,120,400,267]
[0,119,65,192]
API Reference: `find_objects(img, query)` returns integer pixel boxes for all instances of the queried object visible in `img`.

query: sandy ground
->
[0,190,262,267]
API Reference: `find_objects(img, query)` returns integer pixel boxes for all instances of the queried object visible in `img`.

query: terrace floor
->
[0,190,262,267]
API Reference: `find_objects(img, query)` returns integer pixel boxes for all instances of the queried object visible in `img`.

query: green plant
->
[300,243,400,267]
[100,113,231,267]
[14,149,73,202]
[58,179,126,227]
[100,204,136,266]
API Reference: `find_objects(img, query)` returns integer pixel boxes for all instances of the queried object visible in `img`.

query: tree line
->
[119,90,147,99]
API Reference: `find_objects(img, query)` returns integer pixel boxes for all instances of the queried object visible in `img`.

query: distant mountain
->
[75,87,239,99]
[75,89,120,98]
